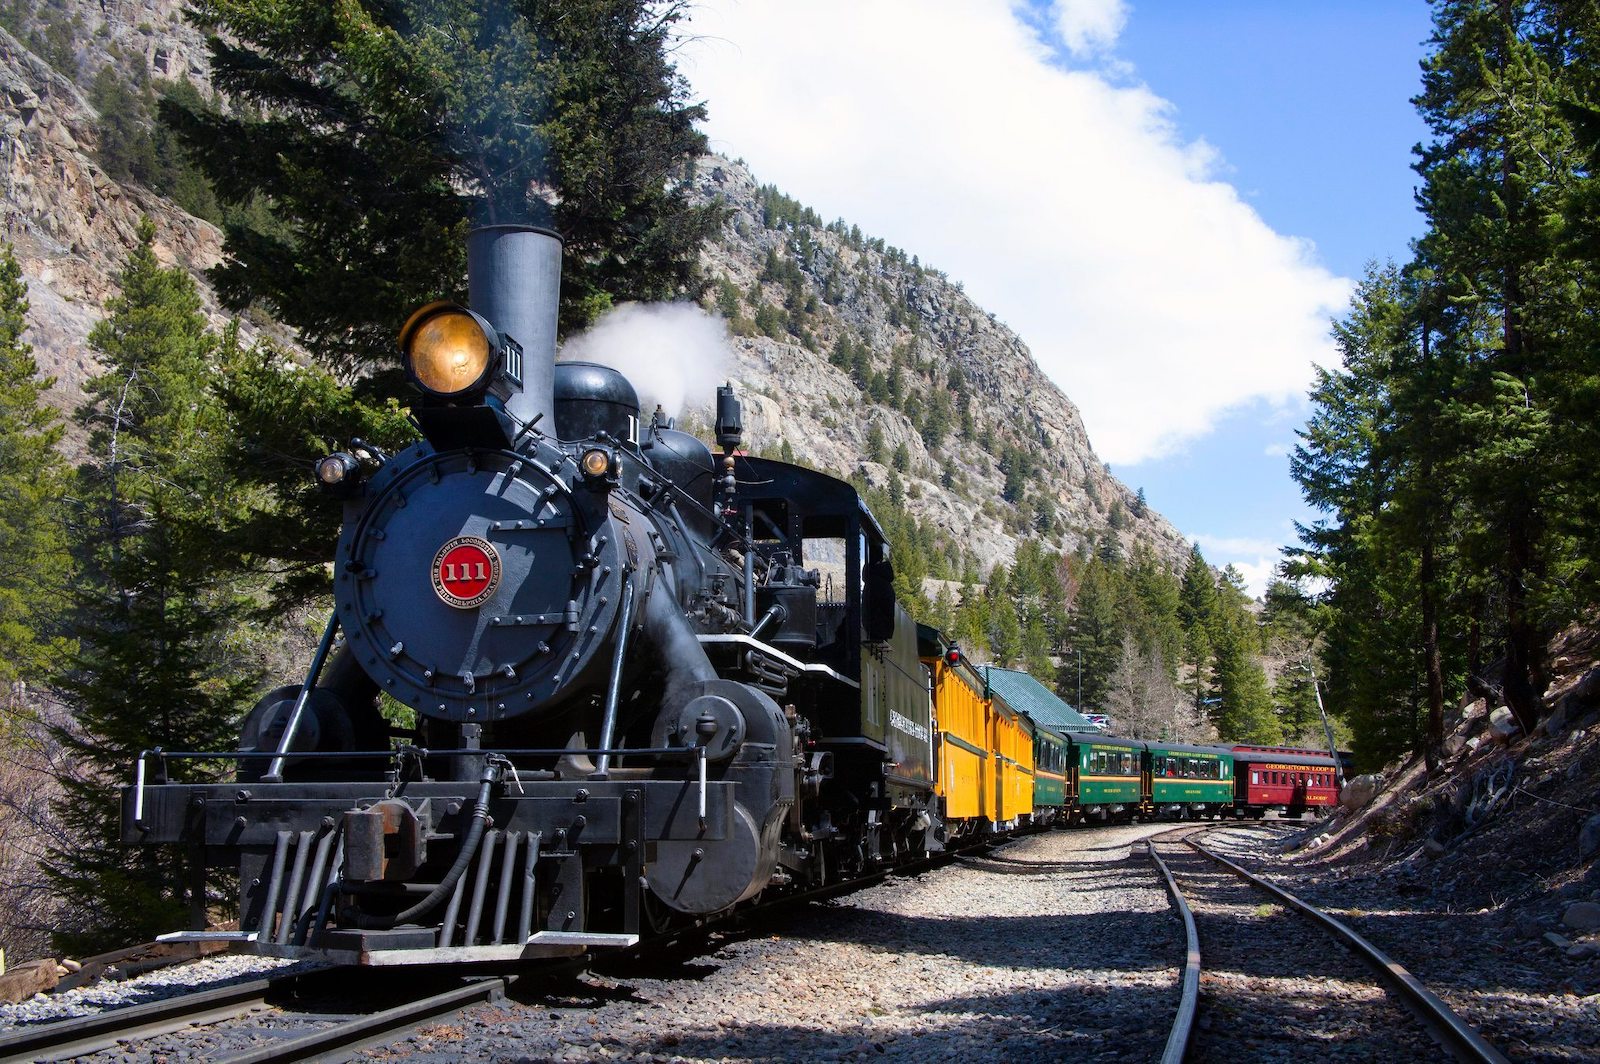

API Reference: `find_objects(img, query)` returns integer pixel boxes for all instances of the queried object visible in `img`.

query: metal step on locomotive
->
[121,225,939,965]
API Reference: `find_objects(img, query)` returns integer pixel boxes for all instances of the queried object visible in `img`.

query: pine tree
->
[1410,0,1575,732]
[48,221,262,953]
[0,243,69,687]
[1208,569,1281,743]
[1177,543,1217,709]
[168,0,719,366]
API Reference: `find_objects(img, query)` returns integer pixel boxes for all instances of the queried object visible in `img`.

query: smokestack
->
[467,225,563,431]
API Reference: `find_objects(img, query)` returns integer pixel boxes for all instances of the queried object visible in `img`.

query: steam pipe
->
[643,580,717,689]
[593,572,636,778]
[750,602,785,640]
[265,612,340,783]
[743,509,756,626]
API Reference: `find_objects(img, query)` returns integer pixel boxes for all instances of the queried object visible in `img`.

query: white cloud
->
[1263,442,1291,458]
[678,1,1350,465]
[1191,533,1286,598]
[1191,533,1284,559]
[1051,0,1128,57]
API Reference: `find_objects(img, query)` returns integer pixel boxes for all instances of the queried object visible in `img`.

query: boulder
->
[1563,901,1600,931]
[1454,698,1489,737]
[1544,931,1573,950]
[1487,706,1521,743]
[1341,774,1383,811]
[1581,813,1600,861]
[1423,839,1448,860]
[1543,701,1570,738]
[1443,734,1467,758]
[0,958,59,1004]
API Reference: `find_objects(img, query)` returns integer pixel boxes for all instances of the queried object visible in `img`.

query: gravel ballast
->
[1157,825,1444,1062]
[1210,824,1600,1063]
[398,823,1187,1062]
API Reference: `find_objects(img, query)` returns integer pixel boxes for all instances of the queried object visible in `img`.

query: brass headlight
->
[400,303,497,398]
[581,448,612,478]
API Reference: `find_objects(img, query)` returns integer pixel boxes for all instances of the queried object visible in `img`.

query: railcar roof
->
[1231,751,1338,767]
[979,665,1097,732]
[1146,742,1233,757]
[1064,732,1144,750]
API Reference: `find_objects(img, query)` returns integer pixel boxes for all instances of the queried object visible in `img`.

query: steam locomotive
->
[121,225,937,964]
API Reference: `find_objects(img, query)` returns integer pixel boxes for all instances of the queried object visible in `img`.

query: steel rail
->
[1189,838,1511,1064]
[215,976,511,1064]
[1147,837,1202,1064]
[0,976,278,1063]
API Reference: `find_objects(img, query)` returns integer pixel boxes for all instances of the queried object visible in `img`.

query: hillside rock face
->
[688,158,1189,572]
[0,3,227,429]
[3,3,1190,578]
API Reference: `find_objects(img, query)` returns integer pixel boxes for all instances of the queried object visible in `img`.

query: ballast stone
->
[1580,813,1600,861]
[1565,902,1600,931]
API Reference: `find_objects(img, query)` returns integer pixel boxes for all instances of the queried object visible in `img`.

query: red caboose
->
[1230,745,1340,819]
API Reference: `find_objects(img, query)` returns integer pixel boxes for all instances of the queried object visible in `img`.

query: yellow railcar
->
[990,692,1036,826]
[923,647,990,824]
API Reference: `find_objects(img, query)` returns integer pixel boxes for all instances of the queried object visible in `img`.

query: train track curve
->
[1148,823,1510,1064]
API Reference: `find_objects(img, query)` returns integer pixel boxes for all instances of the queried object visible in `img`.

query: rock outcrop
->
[0,11,236,436]
[689,158,1190,573]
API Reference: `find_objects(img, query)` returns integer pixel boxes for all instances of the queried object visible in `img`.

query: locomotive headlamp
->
[314,451,364,497]
[580,447,613,479]
[399,302,499,398]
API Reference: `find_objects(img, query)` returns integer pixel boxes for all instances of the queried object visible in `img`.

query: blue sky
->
[680,1,1439,593]
[1108,1,1434,588]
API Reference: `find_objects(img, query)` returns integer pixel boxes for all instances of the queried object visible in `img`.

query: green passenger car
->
[1066,733,1143,823]
[1146,743,1234,819]
[1032,724,1068,821]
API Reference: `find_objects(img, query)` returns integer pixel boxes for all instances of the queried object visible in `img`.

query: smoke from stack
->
[558,302,731,420]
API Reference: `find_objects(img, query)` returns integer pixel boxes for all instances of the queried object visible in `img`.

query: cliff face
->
[1,3,227,429]
[2,3,1189,576]
[689,158,1189,573]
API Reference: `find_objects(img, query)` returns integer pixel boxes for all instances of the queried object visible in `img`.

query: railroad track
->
[1148,823,1510,1064]
[0,967,517,1064]
[0,834,1009,1063]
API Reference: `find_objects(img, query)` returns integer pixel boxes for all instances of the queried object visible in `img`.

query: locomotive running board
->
[251,931,640,966]
[156,931,259,943]
[527,931,640,948]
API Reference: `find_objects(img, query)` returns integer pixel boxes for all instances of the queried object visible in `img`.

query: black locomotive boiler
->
[122,225,937,964]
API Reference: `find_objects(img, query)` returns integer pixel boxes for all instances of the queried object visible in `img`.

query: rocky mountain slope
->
[1,0,1189,579]
[686,159,1188,574]
[1,2,229,428]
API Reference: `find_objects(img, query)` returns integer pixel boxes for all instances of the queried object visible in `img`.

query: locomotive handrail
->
[129,744,713,825]
[264,610,342,783]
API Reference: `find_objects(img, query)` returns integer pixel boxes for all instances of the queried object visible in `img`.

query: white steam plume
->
[557,302,731,420]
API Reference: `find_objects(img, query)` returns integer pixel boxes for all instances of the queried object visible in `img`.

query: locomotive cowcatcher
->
[121,226,936,964]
